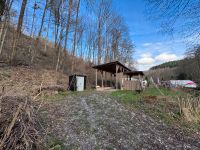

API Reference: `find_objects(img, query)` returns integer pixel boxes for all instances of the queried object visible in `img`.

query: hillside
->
[150,60,182,70]
[0,26,96,85]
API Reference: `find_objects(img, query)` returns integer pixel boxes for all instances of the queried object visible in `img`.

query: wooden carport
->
[92,61,131,89]
[124,71,144,80]
[122,71,145,91]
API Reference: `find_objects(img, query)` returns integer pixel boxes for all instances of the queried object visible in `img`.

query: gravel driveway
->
[42,92,200,150]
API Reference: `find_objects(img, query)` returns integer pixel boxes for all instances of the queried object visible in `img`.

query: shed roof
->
[92,61,131,74]
[69,73,87,77]
[124,71,144,76]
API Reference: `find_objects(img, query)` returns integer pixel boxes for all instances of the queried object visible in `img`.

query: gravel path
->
[42,92,200,150]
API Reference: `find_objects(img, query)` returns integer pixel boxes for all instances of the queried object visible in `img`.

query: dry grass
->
[0,66,68,98]
[0,96,43,150]
[178,95,200,122]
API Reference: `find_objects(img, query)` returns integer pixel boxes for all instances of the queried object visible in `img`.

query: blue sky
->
[114,0,191,71]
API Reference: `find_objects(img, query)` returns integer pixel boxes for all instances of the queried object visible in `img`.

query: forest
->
[0,0,134,74]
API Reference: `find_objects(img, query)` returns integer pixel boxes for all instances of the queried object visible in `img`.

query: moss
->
[47,136,66,150]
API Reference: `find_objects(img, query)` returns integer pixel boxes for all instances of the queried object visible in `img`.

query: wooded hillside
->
[148,46,200,83]
[150,60,181,70]
[0,0,135,74]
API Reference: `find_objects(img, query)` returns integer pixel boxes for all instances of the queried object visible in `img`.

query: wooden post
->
[115,65,118,89]
[95,69,97,88]
[139,74,142,91]
[101,71,104,89]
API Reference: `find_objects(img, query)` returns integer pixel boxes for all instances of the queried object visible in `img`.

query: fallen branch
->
[0,96,42,149]
[0,103,23,149]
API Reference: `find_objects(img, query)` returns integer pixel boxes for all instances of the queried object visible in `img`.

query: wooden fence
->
[122,80,142,91]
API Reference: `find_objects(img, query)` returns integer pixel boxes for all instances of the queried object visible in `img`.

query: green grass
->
[0,69,11,81]
[111,90,141,104]
[143,87,182,97]
[47,136,66,150]
[111,87,200,132]
[111,87,182,104]
[41,91,70,101]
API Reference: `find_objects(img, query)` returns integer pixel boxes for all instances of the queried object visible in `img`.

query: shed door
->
[76,76,84,91]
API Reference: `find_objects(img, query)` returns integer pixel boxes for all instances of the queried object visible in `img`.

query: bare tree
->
[37,0,49,42]
[0,0,6,21]
[71,0,80,73]
[146,0,200,39]
[16,0,27,34]
[0,0,14,55]
[11,0,27,62]
[63,0,73,51]
[29,0,40,64]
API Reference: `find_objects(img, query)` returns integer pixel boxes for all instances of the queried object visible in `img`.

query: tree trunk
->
[59,0,73,70]
[10,0,27,62]
[63,0,73,51]
[0,22,8,55]
[97,20,102,65]
[54,22,59,48]
[71,0,80,73]
[16,0,27,34]
[0,0,13,55]
[29,0,37,65]
[56,25,65,71]
[44,13,51,53]
[37,0,48,41]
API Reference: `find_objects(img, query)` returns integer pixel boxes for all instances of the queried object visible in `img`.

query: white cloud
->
[136,52,181,71]
[142,43,151,47]
[137,53,155,66]
[155,53,178,62]
[135,39,187,71]
[140,53,151,58]
[138,57,155,65]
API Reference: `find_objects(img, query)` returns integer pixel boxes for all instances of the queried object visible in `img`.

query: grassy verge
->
[40,91,70,102]
[40,89,95,102]
[111,87,200,132]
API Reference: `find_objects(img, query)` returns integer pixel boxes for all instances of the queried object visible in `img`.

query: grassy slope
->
[111,88,200,132]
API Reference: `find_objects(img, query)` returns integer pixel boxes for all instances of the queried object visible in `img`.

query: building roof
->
[124,71,144,76]
[69,73,87,77]
[92,61,131,74]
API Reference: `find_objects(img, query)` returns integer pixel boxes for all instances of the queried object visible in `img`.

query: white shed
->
[69,74,87,91]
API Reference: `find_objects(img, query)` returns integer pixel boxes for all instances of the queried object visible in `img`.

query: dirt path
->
[42,92,200,150]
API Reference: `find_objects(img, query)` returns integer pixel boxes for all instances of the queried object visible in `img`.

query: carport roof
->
[124,71,144,76]
[92,61,131,74]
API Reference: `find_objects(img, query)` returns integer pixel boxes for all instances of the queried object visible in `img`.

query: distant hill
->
[150,60,183,70]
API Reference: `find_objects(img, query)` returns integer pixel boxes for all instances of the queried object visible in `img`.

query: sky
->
[114,0,190,71]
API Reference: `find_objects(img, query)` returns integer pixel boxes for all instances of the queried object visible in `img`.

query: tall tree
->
[0,0,14,55]
[71,0,80,73]
[37,0,49,41]
[16,0,27,34]
[0,0,6,21]
[63,0,73,51]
